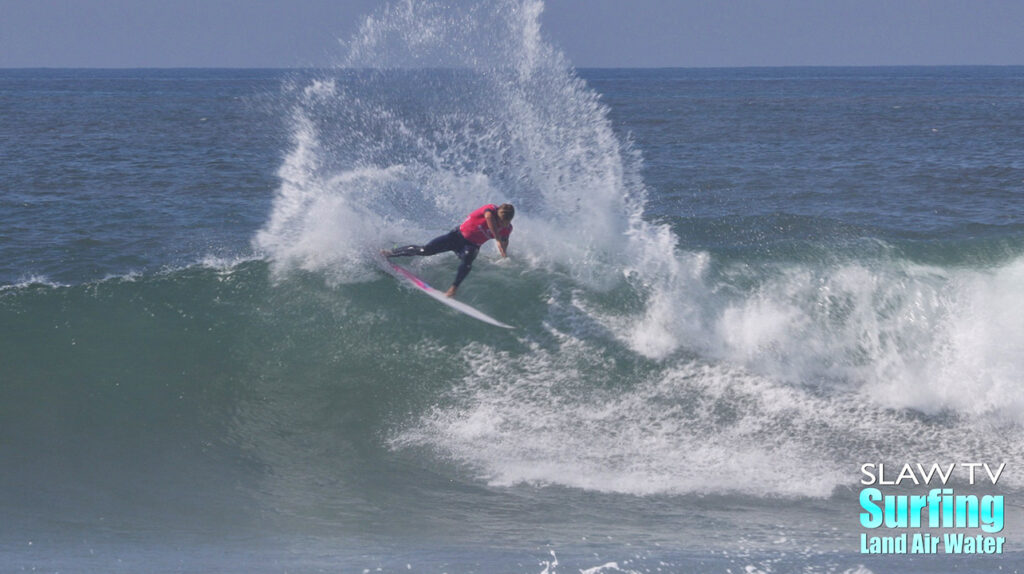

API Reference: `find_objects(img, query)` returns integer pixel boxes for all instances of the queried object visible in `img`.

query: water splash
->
[256,0,668,292]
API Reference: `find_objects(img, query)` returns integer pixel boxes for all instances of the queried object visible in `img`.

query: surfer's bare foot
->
[445,286,457,298]
[380,249,393,258]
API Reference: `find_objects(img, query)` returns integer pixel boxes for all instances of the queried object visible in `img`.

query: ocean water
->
[2,2,1024,573]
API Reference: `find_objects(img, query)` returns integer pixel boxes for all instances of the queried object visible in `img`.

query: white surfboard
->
[380,257,514,329]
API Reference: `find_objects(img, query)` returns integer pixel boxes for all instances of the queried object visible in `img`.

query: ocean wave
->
[240,0,1024,498]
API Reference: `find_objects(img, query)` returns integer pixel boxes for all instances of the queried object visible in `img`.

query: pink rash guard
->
[459,204,512,245]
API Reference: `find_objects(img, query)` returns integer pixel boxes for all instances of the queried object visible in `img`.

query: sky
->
[2,0,1023,68]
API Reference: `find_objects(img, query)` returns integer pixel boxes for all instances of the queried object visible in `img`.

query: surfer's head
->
[497,203,515,222]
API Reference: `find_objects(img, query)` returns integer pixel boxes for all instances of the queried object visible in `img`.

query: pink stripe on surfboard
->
[389,261,430,290]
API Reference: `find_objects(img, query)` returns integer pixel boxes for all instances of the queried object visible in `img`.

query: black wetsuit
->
[387,229,480,288]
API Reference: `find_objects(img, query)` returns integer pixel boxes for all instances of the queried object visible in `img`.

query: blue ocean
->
[2,2,1023,573]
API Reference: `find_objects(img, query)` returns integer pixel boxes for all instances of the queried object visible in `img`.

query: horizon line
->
[3,63,1023,71]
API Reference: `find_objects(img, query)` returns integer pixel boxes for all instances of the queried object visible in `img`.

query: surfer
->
[383,203,514,298]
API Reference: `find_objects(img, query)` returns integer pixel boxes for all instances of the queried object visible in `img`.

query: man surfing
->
[383,203,514,298]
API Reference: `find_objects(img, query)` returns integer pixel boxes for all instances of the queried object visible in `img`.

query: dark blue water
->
[0,69,283,284]
[2,5,1024,573]
[593,67,1024,249]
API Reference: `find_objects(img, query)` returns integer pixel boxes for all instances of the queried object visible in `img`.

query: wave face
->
[3,1,1024,571]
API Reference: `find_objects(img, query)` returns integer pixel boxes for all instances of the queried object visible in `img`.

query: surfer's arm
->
[484,210,508,257]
